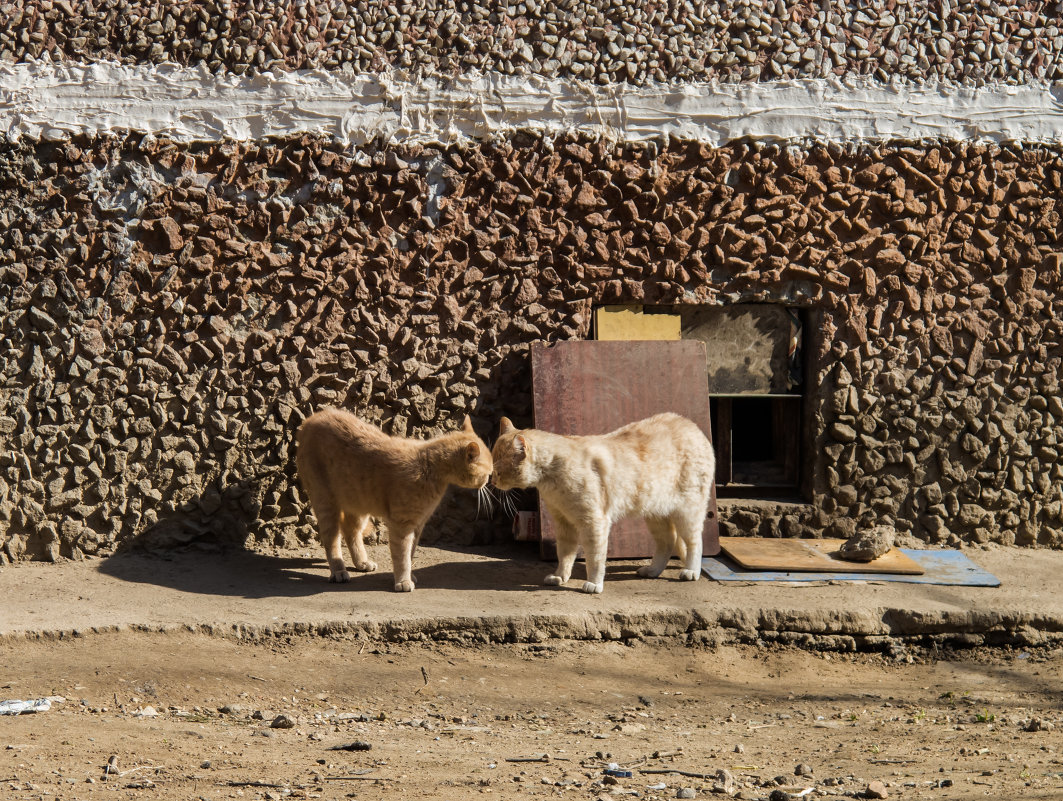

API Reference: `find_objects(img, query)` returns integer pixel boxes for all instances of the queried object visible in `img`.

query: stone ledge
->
[0,544,1059,654]
[5,608,1061,654]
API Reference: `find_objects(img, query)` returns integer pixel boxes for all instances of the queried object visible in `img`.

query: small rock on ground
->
[865,779,889,799]
[840,526,896,561]
[330,740,372,751]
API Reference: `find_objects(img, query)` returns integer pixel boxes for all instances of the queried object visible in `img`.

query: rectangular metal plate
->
[531,340,720,560]
[681,305,796,394]
[595,306,682,340]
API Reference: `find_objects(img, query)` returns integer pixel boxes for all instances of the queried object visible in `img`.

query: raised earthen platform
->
[2,544,1060,651]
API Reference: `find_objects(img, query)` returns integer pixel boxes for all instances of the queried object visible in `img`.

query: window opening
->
[592,303,808,499]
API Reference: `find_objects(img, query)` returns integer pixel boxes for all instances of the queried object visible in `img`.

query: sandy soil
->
[1,633,1061,801]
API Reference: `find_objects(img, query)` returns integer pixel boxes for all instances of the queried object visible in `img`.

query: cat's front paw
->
[354,560,377,572]
[394,580,415,592]
[544,574,566,586]
[677,568,700,581]
[637,565,663,578]
[580,581,604,594]
[329,569,352,583]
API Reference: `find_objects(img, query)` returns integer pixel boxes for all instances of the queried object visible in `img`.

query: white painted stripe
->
[3,61,1063,145]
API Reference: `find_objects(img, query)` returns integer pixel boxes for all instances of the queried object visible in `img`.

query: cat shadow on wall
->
[130,474,270,555]
[469,343,541,527]
[394,348,533,549]
[96,473,330,599]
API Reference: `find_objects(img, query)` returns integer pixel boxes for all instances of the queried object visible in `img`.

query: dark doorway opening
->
[711,394,802,496]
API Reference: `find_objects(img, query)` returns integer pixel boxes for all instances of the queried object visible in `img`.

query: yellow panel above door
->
[594,305,682,341]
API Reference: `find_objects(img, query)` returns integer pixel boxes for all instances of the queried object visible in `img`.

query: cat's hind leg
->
[545,516,578,588]
[387,526,417,592]
[637,517,675,578]
[315,504,350,583]
[670,508,704,582]
[341,513,377,573]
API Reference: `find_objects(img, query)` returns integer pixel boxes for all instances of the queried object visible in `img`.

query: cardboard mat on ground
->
[720,537,924,574]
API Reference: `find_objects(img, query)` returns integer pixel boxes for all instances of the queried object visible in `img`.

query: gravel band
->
[1,0,1062,85]
[1,133,1062,560]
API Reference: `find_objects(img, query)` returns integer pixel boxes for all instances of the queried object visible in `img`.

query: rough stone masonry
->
[2,133,1061,560]
[2,0,1063,561]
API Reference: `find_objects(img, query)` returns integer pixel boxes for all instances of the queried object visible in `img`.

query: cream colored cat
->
[491,413,714,594]
[296,409,493,592]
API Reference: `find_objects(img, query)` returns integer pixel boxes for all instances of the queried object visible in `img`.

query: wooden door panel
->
[531,340,720,559]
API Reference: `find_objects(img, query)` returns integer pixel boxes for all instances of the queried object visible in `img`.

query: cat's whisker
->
[475,484,498,519]
[502,488,519,519]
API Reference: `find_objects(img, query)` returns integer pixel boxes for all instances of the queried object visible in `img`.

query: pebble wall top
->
[2,0,1062,86]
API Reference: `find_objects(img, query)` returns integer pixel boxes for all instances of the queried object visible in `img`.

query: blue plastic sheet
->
[701,548,1000,587]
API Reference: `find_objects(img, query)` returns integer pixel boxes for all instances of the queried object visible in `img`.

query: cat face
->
[454,416,493,489]
[490,417,532,491]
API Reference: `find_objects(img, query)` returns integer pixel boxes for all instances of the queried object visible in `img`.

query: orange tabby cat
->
[296,409,493,592]
[491,413,714,593]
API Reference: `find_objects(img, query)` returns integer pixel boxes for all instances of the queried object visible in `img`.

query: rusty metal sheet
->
[531,340,720,560]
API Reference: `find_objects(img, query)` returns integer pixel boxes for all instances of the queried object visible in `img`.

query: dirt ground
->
[1,633,1061,801]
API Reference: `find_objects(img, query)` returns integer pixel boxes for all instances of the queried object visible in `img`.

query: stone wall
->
[2,131,1061,560]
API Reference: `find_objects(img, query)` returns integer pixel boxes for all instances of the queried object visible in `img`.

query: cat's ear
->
[465,441,480,462]
[513,435,527,462]
[499,417,515,435]
[462,414,475,433]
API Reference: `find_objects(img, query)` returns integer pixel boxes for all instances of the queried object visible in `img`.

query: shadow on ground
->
[94,543,659,600]
[96,467,680,601]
